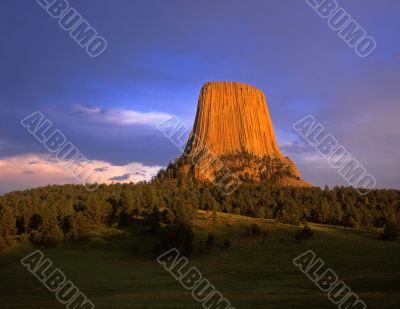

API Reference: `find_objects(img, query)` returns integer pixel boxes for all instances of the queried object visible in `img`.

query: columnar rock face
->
[186,82,284,159]
[160,82,308,187]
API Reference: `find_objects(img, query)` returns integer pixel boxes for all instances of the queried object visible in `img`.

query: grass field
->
[1,211,399,308]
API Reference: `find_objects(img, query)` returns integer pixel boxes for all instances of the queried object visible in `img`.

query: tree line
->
[0,180,399,251]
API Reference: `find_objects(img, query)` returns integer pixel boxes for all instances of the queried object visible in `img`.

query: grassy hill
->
[0,210,399,308]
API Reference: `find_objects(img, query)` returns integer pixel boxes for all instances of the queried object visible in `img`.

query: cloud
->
[94,167,108,172]
[0,153,164,194]
[0,139,15,150]
[74,105,174,126]
[109,174,131,181]
[281,138,313,155]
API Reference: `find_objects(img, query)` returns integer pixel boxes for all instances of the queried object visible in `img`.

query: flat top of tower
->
[202,81,262,93]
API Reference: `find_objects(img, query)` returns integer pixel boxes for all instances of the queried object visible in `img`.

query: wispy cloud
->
[0,154,164,194]
[281,139,313,155]
[0,139,15,150]
[74,105,174,126]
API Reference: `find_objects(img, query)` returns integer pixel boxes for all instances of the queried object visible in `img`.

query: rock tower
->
[159,82,308,188]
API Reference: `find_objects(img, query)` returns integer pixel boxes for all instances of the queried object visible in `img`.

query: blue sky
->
[0,0,399,194]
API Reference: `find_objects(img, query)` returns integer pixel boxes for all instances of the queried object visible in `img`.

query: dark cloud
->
[133,171,149,177]
[94,167,108,172]
[28,161,41,165]
[109,174,131,181]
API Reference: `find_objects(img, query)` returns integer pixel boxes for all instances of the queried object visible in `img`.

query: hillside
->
[1,210,399,308]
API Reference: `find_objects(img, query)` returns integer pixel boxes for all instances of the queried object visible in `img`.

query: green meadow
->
[1,211,399,308]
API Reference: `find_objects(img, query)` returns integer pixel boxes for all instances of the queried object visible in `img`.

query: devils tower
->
[187,82,285,158]
[159,82,308,187]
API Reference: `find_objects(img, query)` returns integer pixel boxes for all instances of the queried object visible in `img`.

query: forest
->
[1,179,399,253]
